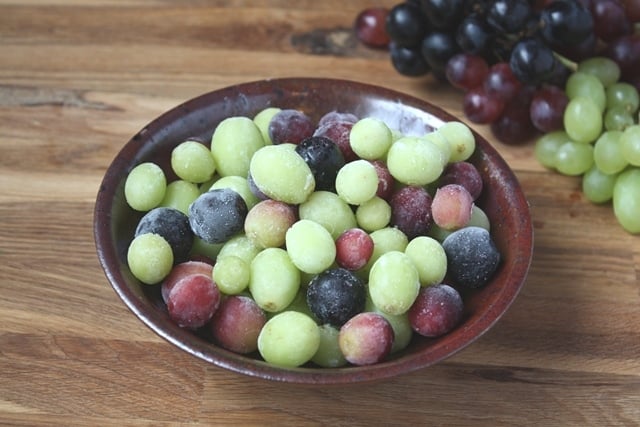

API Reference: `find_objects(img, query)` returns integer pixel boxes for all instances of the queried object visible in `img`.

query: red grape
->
[463,85,505,124]
[354,7,390,49]
[210,295,266,354]
[445,53,489,91]
[338,312,394,366]
[335,228,374,271]
[529,84,569,133]
[408,284,464,338]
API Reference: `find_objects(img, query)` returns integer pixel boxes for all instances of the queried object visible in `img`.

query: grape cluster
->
[355,1,640,234]
[355,0,640,143]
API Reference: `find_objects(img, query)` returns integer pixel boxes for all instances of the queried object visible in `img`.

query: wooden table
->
[1,1,639,425]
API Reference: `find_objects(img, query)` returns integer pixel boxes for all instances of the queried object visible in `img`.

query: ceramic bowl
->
[94,78,533,384]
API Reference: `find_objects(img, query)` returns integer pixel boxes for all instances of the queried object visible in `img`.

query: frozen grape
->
[253,107,281,145]
[171,140,216,184]
[189,237,223,261]
[442,226,501,289]
[355,196,391,232]
[285,219,336,274]
[338,312,394,366]
[295,135,345,192]
[257,311,320,367]
[249,144,315,204]
[160,260,213,304]
[335,228,374,271]
[209,175,260,210]
[298,191,357,240]
[210,295,266,354]
[386,136,445,185]
[364,296,412,354]
[306,268,366,327]
[244,199,297,249]
[124,162,166,211]
[318,111,358,127]
[311,324,348,368]
[135,207,193,263]
[313,120,358,162]
[404,236,447,287]
[212,255,250,295]
[368,251,420,316]
[408,284,464,337]
[362,226,409,276]
[249,247,300,312]
[268,109,314,145]
[349,117,392,160]
[335,160,379,205]
[211,116,265,177]
[389,185,433,239]
[217,234,261,264]
[160,180,200,215]
[188,188,248,244]
[437,121,475,162]
[127,233,174,285]
[167,273,220,329]
[431,184,474,231]
[370,160,394,200]
[438,161,483,200]
[468,205,491,231]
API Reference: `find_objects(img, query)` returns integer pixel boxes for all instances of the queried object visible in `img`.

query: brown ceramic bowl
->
[94,78,533,384]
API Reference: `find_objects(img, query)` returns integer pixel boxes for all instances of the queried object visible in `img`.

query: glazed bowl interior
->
[94,77,533,384]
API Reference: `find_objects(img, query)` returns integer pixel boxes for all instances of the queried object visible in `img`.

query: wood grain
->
[1,1,639,426]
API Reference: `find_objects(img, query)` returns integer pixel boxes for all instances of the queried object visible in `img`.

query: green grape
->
[606,82,639,113]
[555,141,594,176]
[613,167,640,233]
[423,131,452,164]
[285,219,336,274]
[534,131,571,169]
[253,107,281,145]
[311,324,348,368]
[582,166,617,204]
[212,255,250,295]
[577,57,621,88]
[368,251,420,316]
[335,159,379,205]
[249,247,300,312]
[566,72,606,112]
[257,311,320,367]
[593,130,628,174]
[299,191,357,240]
[437,121,475,162]
[386,136,445,185]
[355,196,391,232]
[127,233,173,285]
[217,234,261,264]
[211,116,265,177]
[468,205,491,231]
[620,125,640,166]
[404,236,447,287]
[189,236,223,260]
[160,179,200,215]
[358,226,409,279]
[604,105,635,131]
[209,175,259,210]
[563,97,603,144]
[250,144,315,204]
[171,140,216,183]
[349,117,392,160]
[124,162,167,211]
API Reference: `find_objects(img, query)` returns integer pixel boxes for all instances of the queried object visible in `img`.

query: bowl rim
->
[94,77,533,384]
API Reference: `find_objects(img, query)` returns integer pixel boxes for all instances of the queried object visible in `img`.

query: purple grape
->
[442,226,501,289]
[135,207,193,263]
[188,188,247,244]
[306,268,366,327]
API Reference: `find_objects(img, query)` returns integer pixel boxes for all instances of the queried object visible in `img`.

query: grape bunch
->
[355,0,640,142]
[355,0,640,234]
